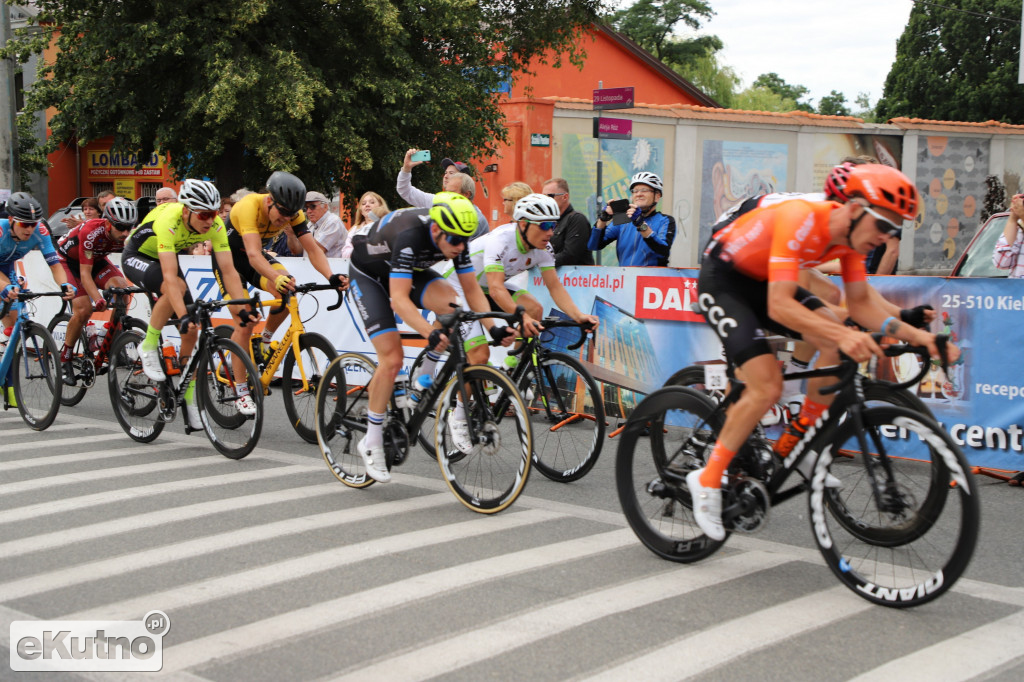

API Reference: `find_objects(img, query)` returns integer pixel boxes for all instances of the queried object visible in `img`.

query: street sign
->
[593,86,634,111]
[593,117,632,140]
[530,133,550,147]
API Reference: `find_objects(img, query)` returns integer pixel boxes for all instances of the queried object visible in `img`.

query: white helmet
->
[629,172,663,193]
[102,197,138,229]
[178,179,221,211]
[512,193,560,222]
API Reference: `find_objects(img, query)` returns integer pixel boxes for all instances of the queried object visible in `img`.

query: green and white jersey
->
[466,222,556,291]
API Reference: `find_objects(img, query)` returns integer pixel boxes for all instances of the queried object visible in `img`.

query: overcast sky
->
[694,0,916,107]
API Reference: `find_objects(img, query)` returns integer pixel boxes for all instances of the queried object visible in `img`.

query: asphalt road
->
[2,386,1023,681]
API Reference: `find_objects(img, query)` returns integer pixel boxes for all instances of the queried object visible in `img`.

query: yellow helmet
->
[429,191,477,237]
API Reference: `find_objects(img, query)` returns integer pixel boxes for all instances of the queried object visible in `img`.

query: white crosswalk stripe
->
[2,414,1023,682]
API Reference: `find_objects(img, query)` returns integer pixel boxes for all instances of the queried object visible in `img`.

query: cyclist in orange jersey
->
[688,164,955,541]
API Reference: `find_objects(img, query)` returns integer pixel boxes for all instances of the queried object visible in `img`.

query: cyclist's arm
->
[297,232,335,282]
[241,232,291,286]
[540,268,594,325]
[768,279,871,352]
[213,250,250,302]
[48,262,70,291]
[846,280,938,348]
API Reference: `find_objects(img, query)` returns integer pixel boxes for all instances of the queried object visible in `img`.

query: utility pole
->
[0,1,19,193]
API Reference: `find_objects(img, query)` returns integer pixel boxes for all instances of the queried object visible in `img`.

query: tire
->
[435,365,532,513]
[409,346,448,453]
[47,313,89,407]
[316,352,377,488]
[107,329,165,443]
[524,352,605,482]
[808,405,980,607]
[195,337,263,459]
[616,386,727,563]
[281,332,337,443]
[12,322,62,430]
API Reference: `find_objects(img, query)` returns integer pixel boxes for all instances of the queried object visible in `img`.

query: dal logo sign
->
[634,276,703,322]
[10,611,170,672]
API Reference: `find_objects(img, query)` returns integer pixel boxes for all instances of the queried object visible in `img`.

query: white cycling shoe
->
[686,469,726,541]
[357,437,391,483]
[447,412,474,454]
[139,347,166,382]
[234,394,257,416]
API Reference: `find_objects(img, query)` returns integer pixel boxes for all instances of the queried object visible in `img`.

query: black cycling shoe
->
[62,361,77,387]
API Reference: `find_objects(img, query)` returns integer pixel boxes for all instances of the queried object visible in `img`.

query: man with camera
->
[396,149,489,238]
[588,171,676,266]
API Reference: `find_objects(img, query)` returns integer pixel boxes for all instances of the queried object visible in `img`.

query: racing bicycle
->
[0,290,65,430]
[409,317,604,482]
[107,296,264,458]
[616,336,980,607]
[48,285,150,406]
[315,305,532,514]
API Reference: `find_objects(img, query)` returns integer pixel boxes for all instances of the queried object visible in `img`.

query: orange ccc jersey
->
[705,199,867,284]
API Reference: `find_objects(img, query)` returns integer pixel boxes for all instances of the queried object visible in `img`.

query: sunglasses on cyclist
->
[191,210,218,221]
[443,233,471,247]
[110,222,133,232]
[861,204,902,238]
[529,220,557,231]
[273,203,298,219]
[11,220,38,230]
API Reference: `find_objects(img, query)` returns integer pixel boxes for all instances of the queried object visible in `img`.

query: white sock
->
[366,410,385,449]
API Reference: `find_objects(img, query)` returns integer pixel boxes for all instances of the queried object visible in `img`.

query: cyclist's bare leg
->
[715,354,782,456]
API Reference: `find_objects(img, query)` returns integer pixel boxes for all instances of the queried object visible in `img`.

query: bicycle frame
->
[1,293,62,394]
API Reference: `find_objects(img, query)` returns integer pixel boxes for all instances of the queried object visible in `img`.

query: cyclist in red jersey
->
[688,164,954,541]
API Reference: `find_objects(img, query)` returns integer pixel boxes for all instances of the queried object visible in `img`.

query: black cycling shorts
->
[121,249,195,308]
[697,256,824,367]
[348,262,445,339]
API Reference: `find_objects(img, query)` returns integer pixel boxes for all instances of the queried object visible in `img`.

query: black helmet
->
[266,171,306,216]
[7,192,43,222]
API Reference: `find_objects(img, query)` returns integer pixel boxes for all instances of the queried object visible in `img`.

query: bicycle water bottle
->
[409,373,433,404]
[89,321,110,353]
[162,345,181,376]
[85,321,98,351]
[394,368,410,409]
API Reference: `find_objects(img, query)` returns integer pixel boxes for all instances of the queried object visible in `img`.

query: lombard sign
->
[87,150,167,178]
[593,86,634,111]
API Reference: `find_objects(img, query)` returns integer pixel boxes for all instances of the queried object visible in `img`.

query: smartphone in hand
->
[608,198,631,225]
[411,150,431,162]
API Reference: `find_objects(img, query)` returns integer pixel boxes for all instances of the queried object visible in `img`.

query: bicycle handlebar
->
[820,332,951,395]
[0,290,66,317]
[436,304,526,346]
[267,282,346,315]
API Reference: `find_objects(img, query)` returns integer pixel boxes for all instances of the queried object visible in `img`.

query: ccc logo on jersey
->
[698,292,738,337]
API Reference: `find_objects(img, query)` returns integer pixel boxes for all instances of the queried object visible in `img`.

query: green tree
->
[675,48,739,108]
[853,92,877,122]
[732,86,796,113]
[609,0,722,68]
[817,90,851,117]
[751,72,813,112]
[3,0,601,197]
[877,0,1024,122]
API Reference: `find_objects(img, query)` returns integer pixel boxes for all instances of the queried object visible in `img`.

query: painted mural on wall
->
[698,140,789,251]
[914,136,989,271]
[811,134,903,188]
[1003,139,1024,199]
[561,133,666,267]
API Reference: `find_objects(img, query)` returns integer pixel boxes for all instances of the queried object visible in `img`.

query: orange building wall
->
[476,28,709,223]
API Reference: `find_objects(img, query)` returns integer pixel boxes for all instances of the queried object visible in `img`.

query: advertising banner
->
[18,252,1024,472]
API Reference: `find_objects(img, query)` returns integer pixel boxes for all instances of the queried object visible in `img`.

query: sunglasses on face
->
[444,233,470,247]
[192,210,217,221]
[273,203,297,220]
[110,222,133,232]
[545,192,567,199]
[11,220,38,229]
[861,204,902,237]
[530,220,557,231]
[305,202,322,210]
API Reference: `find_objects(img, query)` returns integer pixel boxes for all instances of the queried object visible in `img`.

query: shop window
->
[91,182,114,195]
[139,183,163,198]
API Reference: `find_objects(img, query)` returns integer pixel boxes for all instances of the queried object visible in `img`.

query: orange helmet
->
[843,165,919,221]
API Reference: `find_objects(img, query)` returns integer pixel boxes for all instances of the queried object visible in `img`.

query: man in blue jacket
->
[588,172,676,266]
